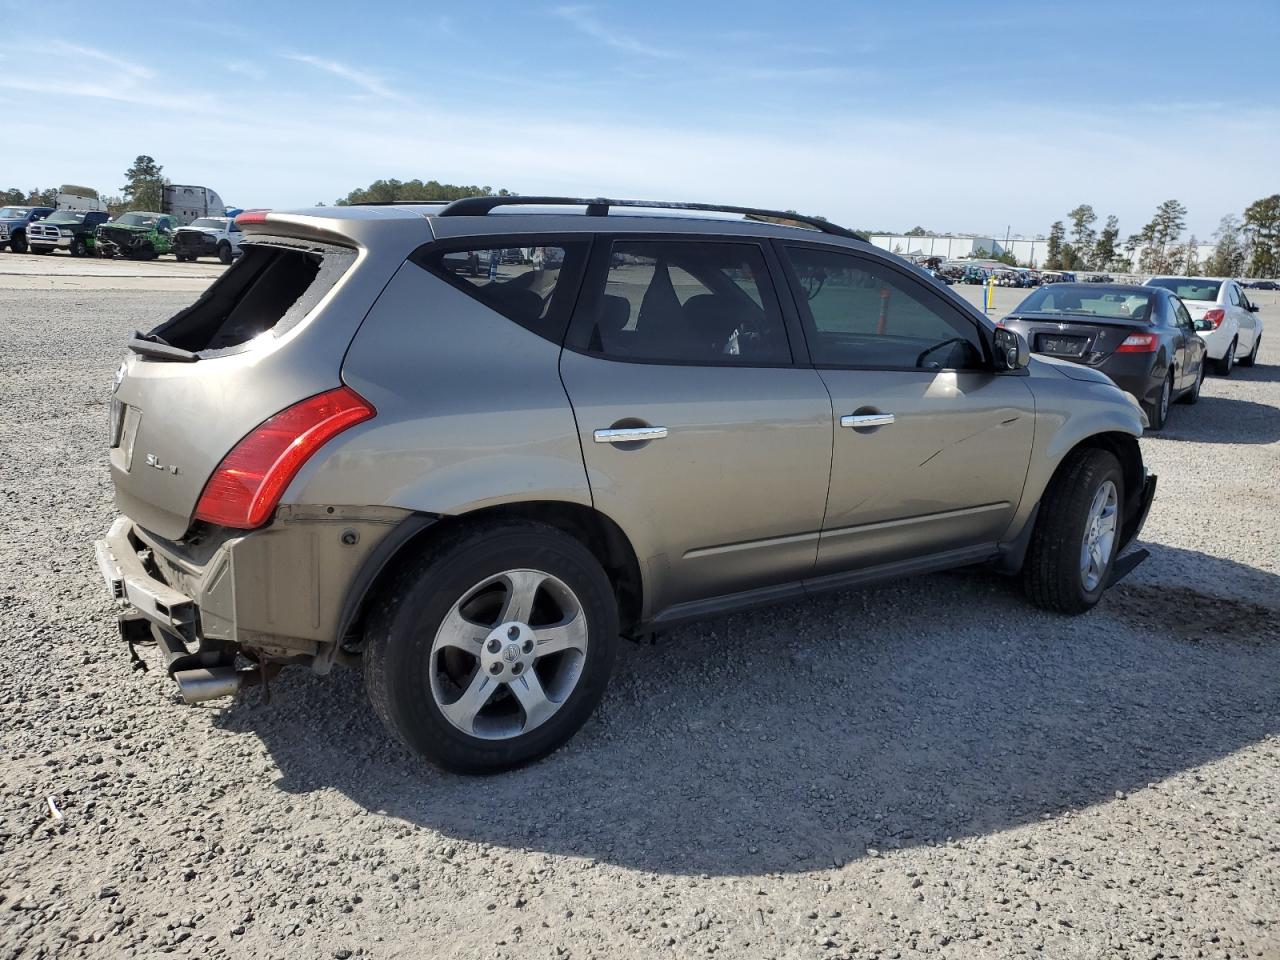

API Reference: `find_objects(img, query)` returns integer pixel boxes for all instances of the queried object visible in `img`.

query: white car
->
[1144,276,1263,374]
[171,216,242,264]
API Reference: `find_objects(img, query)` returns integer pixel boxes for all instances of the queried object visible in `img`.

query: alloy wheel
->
[429,569,589,740]
[1080,480,1118,592]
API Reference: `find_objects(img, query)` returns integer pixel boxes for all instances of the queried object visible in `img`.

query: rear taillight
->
[234,209,269,226]
[194,386,375,529]
[1203,308,1225,329]
[1115,333,1158,353]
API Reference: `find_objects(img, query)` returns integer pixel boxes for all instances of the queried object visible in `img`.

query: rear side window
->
[420,243,588,342]
[786,246,982,370]
[573,240,791,365]
[149,238,355,354]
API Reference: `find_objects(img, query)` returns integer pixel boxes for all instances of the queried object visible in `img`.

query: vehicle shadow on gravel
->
[214,543,1280,877]
[1160,394,1280,444]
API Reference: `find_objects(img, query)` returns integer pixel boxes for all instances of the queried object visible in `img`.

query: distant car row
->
[0,183,241,263]
[999,276,1264,431]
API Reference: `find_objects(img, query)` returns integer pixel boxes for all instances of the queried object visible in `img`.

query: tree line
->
[1,155,169,217]
[1042,195,1280,278]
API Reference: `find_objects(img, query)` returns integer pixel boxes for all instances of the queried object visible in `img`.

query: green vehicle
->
[96,211,178,260]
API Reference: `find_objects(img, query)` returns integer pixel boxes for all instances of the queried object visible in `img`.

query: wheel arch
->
[338,500,645,651]
[999,429,1145,574]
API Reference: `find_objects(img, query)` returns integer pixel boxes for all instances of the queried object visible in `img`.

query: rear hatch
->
[1003,312,1155,364]
[110,224,380,539]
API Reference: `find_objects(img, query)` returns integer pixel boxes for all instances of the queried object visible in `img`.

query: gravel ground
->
[1,273,1277,960]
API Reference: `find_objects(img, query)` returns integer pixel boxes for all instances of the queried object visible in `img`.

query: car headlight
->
[60,228,73,236]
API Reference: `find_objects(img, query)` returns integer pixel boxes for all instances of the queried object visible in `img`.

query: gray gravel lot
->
[1,268,1277,960]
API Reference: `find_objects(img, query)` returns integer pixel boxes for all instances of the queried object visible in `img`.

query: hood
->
[1030,353,1115,385]
[102,222,153,234]
[176,225,220,236]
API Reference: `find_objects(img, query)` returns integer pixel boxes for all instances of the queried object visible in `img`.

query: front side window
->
[580,240,790,365]
[422,243,587,342]
[786,246,983,370]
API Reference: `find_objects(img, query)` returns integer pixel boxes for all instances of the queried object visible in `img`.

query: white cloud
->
[553,5,681,60]
[48,42,153,80]
[283,53,406,102]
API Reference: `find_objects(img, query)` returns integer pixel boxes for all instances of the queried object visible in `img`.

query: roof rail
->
[434,196,865,240]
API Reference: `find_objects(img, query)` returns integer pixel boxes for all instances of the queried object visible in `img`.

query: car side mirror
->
[1247,303,1259,312]
[1194,319,1214,331]
[992,327,1030,371]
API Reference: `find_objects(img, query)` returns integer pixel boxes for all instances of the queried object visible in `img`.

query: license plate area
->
[1036,334,1089,357]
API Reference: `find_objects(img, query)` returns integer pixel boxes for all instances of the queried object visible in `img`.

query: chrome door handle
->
[593,426,668,443]
[841,413,895,428]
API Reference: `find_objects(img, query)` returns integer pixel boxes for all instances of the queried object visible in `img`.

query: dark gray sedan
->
[1001,283,1209,430]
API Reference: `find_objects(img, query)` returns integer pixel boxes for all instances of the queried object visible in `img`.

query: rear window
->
[1147,278,1221,302]
[418,243,588,342]
[149,238,354,354]
[1014,285,1154,321]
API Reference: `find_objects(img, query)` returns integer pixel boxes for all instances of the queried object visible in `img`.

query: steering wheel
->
[915,337,971,369]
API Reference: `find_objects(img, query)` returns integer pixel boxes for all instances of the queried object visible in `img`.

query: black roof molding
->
[427,196,864,241]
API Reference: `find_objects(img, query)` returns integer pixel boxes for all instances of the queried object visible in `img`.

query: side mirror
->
[992,327,1030,371]
[1247,303,1260,312]
[1194,319,1213,332]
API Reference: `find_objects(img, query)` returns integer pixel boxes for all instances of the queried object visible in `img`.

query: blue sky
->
[2,0,1277,239]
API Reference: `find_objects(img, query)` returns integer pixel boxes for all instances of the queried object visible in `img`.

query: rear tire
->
[1238,335,1259,368]
[10,231,28,254]
[1214,338,1236,376]
[1145,370,1172,430]
[1022,448,1124,614]
[364,521,619,773]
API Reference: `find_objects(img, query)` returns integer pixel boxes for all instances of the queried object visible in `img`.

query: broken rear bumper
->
[94,506,416,701]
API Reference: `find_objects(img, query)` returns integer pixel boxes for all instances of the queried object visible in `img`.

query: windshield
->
[1147,277,1221,301]
[46,211,86,224]
[114,212,158,227]
[189,218,226,229]
[1014,285,1155,321]
[0,207,33,219]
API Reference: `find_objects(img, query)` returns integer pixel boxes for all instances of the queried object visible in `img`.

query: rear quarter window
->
[415,242,589,343]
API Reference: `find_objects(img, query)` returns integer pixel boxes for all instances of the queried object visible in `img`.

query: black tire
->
[1022,448,1124,615]
[364,521,619,773]
[1238,335,1259,368]
[1179,360,1204,405]
[70,237,87,257]
[10,230,27,254]
[1144,370,1173,430]
[217,243,232,265]
[1213,338,1236,376]
[135,243,156,261]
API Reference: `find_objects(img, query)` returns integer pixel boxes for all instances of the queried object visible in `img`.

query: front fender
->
[1003,370,1145,542]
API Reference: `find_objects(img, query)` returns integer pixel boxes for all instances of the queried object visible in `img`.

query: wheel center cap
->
[503,643,521,663]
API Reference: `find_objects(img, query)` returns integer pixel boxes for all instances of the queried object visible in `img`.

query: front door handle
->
[840,413,895,429]
[594,426,669,444]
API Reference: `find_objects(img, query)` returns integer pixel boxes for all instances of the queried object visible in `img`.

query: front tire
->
[70,237,87,257]
[1145,370,1172,430]
[1023,449,1124,614]
[364,521,619,773]
[1214,338,1236,376]
[1239,335,1260,368]
[10,231,28,254]
[217,242,232,265]
[1179,360,1204,404]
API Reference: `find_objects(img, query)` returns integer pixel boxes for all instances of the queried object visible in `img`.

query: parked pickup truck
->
[96,211,178,260]
[27,210,110,256]
[0,205,55,253]
[172,216,242,263]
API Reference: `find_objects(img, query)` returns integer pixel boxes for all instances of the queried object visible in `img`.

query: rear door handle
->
[593,426,668,444]
[840,413,895,429]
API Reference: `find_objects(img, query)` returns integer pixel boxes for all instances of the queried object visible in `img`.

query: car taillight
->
[194,386,375,529]
[1115,333,1158,353]
[1202,308,1225,329]
[234,209,269,226]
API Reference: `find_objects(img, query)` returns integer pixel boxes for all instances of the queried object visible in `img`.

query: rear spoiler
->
[127,332,198,362]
